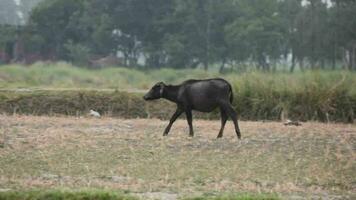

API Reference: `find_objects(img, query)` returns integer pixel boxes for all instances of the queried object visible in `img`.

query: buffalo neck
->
[162,85,180,103]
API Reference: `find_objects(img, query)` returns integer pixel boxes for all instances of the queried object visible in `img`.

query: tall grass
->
[229,71,356,121]
[0,62,355,122]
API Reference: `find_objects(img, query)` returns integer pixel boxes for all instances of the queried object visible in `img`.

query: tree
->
[27,0,86,59]
[19,0,43,24]
[17,0,355,70]
[0,25,19,63]
[330,0,356,70]
[225,0,285,71]
[278,0,303,72]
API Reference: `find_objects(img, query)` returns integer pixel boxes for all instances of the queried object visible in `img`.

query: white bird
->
[89,109,101,118]
[283,119,301,126]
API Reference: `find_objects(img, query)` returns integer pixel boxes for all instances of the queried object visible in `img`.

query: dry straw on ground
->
[0,115,355,199]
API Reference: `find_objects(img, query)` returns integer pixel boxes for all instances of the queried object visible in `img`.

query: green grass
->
[186,193,279,200]
[1,62,355,92]
[0,190,278,200]
[0,190,137,200]
[0,62,220,89]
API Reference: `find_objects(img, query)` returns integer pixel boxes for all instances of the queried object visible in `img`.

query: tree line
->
[1,0,356,71]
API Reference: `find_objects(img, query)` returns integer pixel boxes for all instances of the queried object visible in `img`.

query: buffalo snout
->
[143,94,151,101]
[143,94,149,100]
[143,91,154,100]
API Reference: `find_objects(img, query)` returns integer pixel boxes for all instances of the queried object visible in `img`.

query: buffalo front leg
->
[185,109,194,137]
[217,108,228,138]
[163,108,183,136]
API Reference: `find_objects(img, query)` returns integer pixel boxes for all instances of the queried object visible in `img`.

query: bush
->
[64,41,91,66]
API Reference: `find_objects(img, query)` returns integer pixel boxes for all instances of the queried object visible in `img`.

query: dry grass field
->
[0,115,355,199]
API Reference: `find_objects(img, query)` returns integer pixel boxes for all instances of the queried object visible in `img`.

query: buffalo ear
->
[154,82,164,87]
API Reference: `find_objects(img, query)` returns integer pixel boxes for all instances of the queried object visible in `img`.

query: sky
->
[301,0,333,7]
[13,0,20,6]
[13,0,24,24]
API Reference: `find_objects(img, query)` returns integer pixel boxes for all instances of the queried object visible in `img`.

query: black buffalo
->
[143,78,241,139]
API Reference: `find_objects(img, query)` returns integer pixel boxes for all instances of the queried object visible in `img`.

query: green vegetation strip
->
[0,190,136,200]
[0,90,215,120]
[185,193,279,200]
[0,64,355,122]
[0,190,279,200]
[0,87,355,122]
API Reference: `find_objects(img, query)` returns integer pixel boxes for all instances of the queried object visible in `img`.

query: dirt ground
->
[0,115,355,199]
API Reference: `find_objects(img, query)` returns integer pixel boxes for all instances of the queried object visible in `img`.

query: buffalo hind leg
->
[217,108,228,138]
[185,109,194,137]
[220,101,241,139]
[163,107,183,136]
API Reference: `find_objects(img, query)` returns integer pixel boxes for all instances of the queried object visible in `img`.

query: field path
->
[0,115,355,199]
